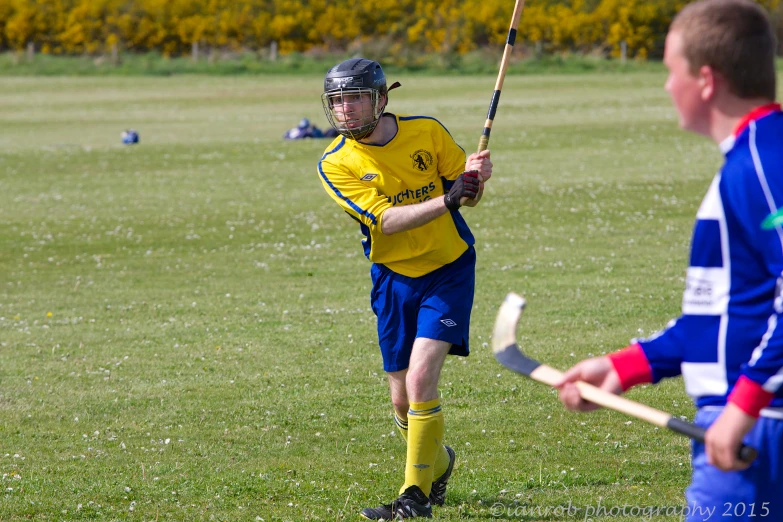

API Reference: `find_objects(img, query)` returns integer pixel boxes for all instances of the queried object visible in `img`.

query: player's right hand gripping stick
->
[444,170,480,210]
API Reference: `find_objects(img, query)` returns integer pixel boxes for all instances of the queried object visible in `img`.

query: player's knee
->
[391,398,409,418]
[405,370,439,402]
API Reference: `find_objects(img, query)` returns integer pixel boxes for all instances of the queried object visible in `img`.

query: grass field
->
[0,72,753,521]
[0,51,670,77]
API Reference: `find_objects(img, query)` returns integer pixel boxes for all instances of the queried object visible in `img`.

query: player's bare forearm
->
[382,170,481,234]
[381,196,450,235]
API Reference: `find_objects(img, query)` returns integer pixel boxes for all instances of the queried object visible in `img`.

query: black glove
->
[444,170,480,210]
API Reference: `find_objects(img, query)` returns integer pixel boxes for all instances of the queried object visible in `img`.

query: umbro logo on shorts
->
[440,319,457,327]
[360,173,378,181]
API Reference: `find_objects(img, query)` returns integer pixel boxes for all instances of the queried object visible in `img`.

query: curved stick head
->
[492,293,542,376]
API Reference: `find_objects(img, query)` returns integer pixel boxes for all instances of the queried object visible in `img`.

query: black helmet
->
[321,58,389,141]
[323,58,387,94]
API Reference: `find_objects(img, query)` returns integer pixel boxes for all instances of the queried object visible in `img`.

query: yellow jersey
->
[318,113,474,278]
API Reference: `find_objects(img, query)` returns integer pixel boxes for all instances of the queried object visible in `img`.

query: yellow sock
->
[401,398,444,497]
[397,411,450,479]
[433,442,450,479]
[395,412,409,442]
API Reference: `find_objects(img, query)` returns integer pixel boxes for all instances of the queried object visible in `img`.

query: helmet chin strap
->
[355,120,382,141]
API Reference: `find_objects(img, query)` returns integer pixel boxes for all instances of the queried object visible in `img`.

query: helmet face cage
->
[321,87,385,141]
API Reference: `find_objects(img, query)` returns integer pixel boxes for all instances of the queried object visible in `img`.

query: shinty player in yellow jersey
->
[318,58,492,519]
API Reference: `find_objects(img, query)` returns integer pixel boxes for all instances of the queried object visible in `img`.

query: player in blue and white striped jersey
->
[556,1,783,520]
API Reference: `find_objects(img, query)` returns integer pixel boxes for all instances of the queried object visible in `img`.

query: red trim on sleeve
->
[728,375,775,418]
[733,103,781,137]
[607,343,653,391]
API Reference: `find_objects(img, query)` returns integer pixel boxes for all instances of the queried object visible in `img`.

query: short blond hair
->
[671,0,776,100]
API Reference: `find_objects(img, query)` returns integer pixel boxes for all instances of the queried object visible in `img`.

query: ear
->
[698,65,716,101]
[377,92,388,114]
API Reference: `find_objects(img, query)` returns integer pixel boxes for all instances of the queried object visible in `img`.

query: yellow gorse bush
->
[0,0,779,58]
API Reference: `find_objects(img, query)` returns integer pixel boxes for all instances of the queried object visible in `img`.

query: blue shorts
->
[685,408,783,522]
[370,247,475,373]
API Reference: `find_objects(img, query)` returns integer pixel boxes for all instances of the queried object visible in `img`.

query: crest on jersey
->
[410,149,433,171]
[361,173,378,181]
[762,207,783,230]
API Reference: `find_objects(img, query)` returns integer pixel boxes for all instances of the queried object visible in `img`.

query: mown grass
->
[0,51,669,77]
[1,50,782,77]
[1,72,769,520]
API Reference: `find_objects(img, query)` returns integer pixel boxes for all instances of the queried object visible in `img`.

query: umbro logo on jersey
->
[440,319,457,327]
[762,208,783,230]
[360,173,378,181]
